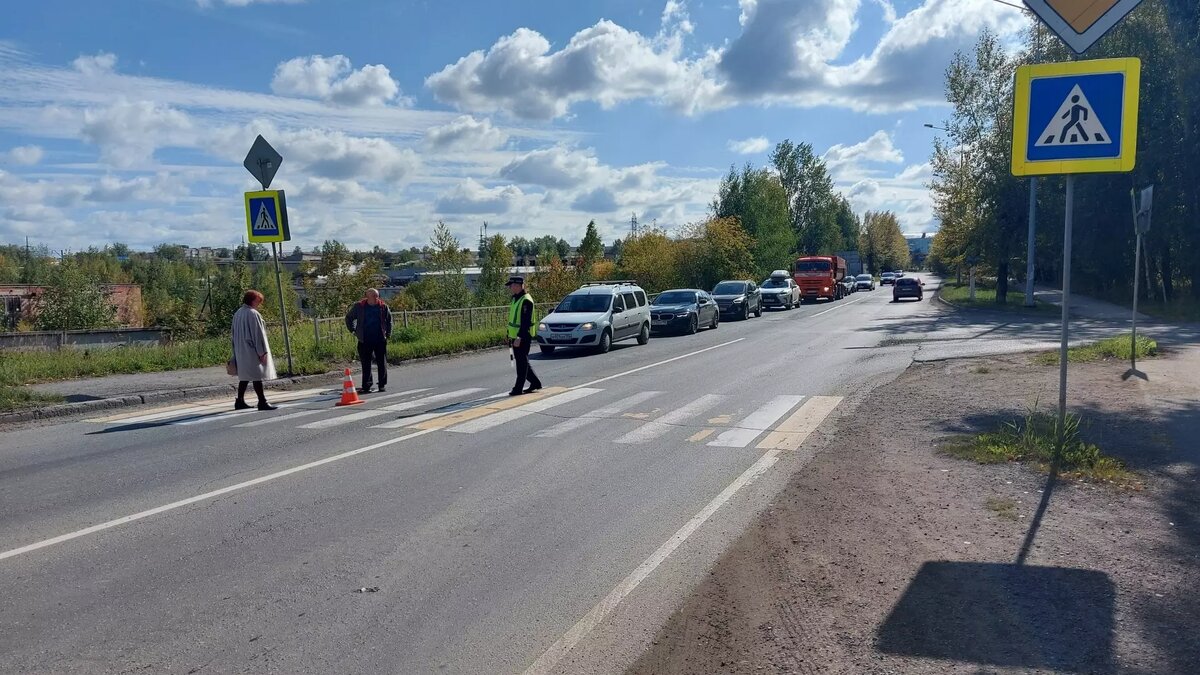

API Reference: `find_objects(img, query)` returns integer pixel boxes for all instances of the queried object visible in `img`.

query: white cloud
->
[434,178,526,214]
[4,145,44,165]
[85,173,183,203]
[499,146,605,189]
[425,16,719,120]
[823,130,903,170]
[424,115,508,151]
[571,187,620,213]
[279,128,419,183]
[272,55,403,107]
[80,100,194,167]
[728,136,769,154]
[72,52,117,76]
[298,177,387,204]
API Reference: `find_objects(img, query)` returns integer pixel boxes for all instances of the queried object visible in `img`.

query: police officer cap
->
[505,276,525,286]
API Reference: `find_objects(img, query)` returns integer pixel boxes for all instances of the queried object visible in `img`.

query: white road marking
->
[707,395,805,448]
[523,445,787,675]
[447,388,602,434]
[613,394,725,445]
[368,392,510,429]
[573,339,744,389]
[808,296,865,319]
[756,396,842,451]
[0,429,435,562]
[232,389,431,428]
[534,391,662,438]
[297,388,484,430]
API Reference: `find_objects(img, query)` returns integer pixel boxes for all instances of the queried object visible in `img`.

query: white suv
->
[537,281,651,355]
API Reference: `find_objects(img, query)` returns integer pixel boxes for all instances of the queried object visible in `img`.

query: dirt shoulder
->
[629,344,1200,674]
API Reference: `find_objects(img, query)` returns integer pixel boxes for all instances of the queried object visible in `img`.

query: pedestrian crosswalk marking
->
[755,396,842,451]
[368,392,509,429]
[613,394,725,445]
[234,388,431,428]
[409,387,570,431]
[707,395,805,448]
[707,414,732,425]
[688,428,715,443]
[87,388,328,425]
[297,388,484,430]
[447,388,603,434]
[534,391,662,438]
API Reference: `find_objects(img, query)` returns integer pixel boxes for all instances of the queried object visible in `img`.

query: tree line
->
[928,0,1198,307]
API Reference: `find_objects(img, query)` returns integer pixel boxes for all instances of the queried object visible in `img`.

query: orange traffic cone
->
[335,368,365,407]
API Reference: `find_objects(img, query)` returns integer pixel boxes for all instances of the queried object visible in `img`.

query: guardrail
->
[0,328,171,351]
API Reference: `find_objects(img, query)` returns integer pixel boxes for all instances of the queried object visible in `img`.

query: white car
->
[760,272,801,310]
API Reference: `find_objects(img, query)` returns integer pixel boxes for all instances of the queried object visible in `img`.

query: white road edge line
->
[572,338,745,390]
[807,296,865,319]
[0,429,435,562]
[523,446,784,675]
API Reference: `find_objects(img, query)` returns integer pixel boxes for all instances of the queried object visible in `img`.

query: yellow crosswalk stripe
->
[755,396,842,451]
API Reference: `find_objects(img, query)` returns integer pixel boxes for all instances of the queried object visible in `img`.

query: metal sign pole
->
[1057,175,1075,448]
[1131,231,1141,373]
[271,241,294,376]
[1025,177,1038,306]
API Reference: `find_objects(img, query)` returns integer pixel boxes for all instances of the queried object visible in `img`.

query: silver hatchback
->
[536,282,652,355]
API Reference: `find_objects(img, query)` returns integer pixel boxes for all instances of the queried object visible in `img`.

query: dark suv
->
[712,280,762,320]
[892,277,923,302]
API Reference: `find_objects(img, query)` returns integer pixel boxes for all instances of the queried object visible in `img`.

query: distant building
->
[412,266,540,291]
[836,251,864,275]
[0,284,144,330]
[906,234,932,269]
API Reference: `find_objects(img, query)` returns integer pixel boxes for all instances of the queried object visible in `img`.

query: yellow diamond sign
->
[1023,0,1144,54]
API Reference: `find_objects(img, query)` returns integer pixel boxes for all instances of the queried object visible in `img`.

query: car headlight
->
[822,286,829,292]
[538,323,547,331]
[732,296,745,304]
[579,322,595,331]
[676,312,689,318]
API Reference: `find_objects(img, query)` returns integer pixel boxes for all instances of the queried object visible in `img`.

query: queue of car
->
[536,269,923,354]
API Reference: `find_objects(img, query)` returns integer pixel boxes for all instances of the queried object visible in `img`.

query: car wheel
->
[710,312,719,329]
[755,303,762,318]
[687,315,698,335]
[637,322,651,345]
[539,345,556,355]
[740,305,749,321]
[597,329,612,354]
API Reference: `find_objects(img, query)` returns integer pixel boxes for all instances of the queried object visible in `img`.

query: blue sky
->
[0,0,1030,252]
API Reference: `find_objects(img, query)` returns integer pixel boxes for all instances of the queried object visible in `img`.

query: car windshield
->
[897,278,917,286]
[654,291,696,305]
[556,294,612,313]
[856,275,872,281]
[762,278,789,288]
[882,273,895,278]
[713,282,747,295]
[795,260,831,272]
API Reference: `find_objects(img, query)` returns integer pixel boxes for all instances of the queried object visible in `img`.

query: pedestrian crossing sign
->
[244,190,291,243]
[1012,58,1139,176]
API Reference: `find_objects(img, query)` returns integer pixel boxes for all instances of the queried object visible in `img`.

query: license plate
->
[549,337,572,343]
[652,320,667,326]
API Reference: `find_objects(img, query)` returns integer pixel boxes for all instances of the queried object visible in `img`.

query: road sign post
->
[241,136,294,376]
[1011,57,1140,451]
[1126,185,1152,380]
[1025,178,1038,307]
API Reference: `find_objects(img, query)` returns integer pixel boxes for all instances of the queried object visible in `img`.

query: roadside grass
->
[1,325,510,388]
[0,386,64,412]
[940,407,1140,488]
[1033,333,1158,365]
[939,281,1050,312]
[1094,286,1200,323]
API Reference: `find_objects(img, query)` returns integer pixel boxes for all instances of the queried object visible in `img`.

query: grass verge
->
[940,408,1140,488]
[939,281,1049,312]
[0,386,64,412]
[1033,333,1158,365]
[0,325,510,388]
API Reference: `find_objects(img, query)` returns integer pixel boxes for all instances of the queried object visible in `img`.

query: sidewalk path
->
[1035,286,1150,322]
[31,367,298,403]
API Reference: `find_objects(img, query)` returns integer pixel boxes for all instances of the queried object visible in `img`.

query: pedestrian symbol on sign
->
[253,203,276,234]
[1035,85,1112,147]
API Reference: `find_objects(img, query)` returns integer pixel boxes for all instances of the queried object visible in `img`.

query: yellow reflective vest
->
[507,292,537,339]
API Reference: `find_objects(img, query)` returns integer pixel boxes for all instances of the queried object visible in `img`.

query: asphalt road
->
[0,277,1155,674]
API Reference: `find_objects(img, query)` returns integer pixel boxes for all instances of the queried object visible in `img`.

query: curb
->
[0,371,341,426]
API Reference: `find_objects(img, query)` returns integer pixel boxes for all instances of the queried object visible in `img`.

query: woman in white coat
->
[231,290,278,410]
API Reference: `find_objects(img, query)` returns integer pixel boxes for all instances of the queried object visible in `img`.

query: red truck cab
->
[793,255,847,302]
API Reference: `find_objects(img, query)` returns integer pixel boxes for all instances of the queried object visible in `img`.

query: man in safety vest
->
[506,275,543,396]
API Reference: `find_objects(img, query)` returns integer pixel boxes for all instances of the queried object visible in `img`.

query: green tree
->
[770,140,840,254]
[530,257,580,303]
[859,211,910,273]
[477,234,514,306]
[578,220,605,273]
[680,217,757,289]
[35,263,118,330]
[426,222,473,309]
[617,229,682,292]
[713,165,794,275]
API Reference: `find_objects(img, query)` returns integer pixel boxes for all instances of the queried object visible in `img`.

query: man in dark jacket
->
[506,276,542,396]
[345,288,392,393]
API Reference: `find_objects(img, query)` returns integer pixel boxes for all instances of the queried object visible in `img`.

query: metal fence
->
[311,303,559,349]
[0,328,171,351]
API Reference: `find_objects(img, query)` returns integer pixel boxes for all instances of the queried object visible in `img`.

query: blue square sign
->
[244,190,290,243]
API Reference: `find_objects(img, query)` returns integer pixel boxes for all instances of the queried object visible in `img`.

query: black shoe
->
[234,400,253,410]
[258,402,279,411]
[377,385,386,393]
[523,384,542,394]
[356,386,373,395]
[508,389,525,396]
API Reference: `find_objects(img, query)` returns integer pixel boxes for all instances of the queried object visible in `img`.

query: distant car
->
[760,272,801,310]
[650,289,719,334]
[855,274,875,291]
[880,272,897,285]
[892,277,923,302]
[839,276,858,296]
[712,280,762,320]
[894,270,906,278]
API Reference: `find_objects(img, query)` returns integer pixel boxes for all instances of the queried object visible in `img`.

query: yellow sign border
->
[244,190,286,243]
[1011,57,1140,176]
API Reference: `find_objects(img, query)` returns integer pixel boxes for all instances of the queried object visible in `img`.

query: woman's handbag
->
[226,357,238,377]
